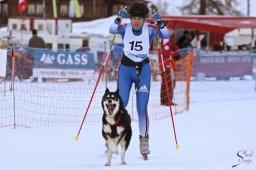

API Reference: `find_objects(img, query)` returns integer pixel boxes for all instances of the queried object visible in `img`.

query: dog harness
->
[121,54,149,75]
[114,114,122,126]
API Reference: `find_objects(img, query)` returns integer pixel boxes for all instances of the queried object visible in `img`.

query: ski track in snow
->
[0,80,256,170]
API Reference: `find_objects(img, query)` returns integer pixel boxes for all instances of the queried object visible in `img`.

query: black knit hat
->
[128,1,149,18]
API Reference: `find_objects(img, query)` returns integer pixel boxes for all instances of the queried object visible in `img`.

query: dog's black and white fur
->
[102,88,132,166]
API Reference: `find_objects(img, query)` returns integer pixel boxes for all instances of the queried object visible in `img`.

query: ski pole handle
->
[109,6,127,50]
[151,8,161,46]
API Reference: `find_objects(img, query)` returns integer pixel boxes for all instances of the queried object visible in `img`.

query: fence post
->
[10,45,16,129]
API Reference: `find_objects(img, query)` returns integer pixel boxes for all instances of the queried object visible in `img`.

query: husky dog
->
[102,88,132,166]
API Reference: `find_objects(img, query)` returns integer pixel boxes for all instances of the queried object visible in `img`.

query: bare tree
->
[199,0,206,15]
[149,0,169,15]
[181,0,243,15]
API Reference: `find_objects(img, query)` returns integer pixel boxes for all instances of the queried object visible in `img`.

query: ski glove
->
[152,12,165,29]
[152,12,161,22]
[118,8,127,19]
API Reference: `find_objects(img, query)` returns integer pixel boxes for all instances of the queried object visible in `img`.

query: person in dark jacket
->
[28,29,45,48]
[27,29,46,81]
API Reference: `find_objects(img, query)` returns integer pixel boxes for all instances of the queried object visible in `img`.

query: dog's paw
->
[120,161,126,165]
[105,163,111,166]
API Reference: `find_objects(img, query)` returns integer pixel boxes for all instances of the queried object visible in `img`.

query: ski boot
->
[139,135,150,160]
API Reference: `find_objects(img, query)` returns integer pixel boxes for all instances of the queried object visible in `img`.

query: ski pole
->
[153,10,180,149]
[74,10,126,142]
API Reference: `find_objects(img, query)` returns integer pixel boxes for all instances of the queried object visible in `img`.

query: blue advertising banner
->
[30,50,95,69]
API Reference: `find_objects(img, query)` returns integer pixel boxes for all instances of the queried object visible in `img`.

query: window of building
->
[12,23,18,30]
[46,43,52,49]
[1,4,8,16]
[36,4,43,15]
[80,5,84,17]
[28,4,35,15]
[38,24,44,31]
[60,4,68,16]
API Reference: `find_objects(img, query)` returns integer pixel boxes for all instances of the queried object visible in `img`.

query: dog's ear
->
[116,88,123,105]
[115,89,120,97]
[105,88,110,93]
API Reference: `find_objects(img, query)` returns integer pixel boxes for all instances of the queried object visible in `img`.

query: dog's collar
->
[114,114,122,126]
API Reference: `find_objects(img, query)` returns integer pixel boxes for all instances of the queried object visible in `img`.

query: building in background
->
[0,0,143,27]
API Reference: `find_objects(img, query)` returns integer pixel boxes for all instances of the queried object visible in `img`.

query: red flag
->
[18,0,28,14]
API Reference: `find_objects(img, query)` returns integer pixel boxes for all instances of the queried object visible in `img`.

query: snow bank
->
[72,16,130,37]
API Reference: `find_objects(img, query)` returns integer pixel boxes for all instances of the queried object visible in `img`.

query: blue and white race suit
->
[109,19,170,137]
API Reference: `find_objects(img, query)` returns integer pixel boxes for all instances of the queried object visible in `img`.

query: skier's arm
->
[109,18,126,35]
[149,22,170,44]
[151,12,170,39]
[109,8,127,35]
[158,21,170,39]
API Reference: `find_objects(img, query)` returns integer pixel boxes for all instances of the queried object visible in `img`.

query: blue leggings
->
[118,63,151,137]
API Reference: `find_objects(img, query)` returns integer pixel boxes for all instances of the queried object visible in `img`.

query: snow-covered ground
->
[0,80,255,170]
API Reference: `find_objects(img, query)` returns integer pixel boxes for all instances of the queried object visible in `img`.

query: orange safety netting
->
[0,46,193,128]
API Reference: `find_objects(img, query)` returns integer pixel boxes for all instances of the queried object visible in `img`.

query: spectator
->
[213,41,222,51]
[27,29,46,82]
[182,32,193,48]
[201,37,207,50]
[160,53,179,106]
[28,29,45,48]
[177,30,188,48]
[159,30,179,106]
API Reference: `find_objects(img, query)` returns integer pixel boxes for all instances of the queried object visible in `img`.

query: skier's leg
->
[118,65,133,107]
[135,64,151,156]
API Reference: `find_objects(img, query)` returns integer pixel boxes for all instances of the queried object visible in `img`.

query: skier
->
[109,1,170,159]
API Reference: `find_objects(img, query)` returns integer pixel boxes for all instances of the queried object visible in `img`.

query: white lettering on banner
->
[215,57,225,63]
[241,57,251,62]
[200,56,252,64]
[0,49,7,77]
[33,68,97,79]
[74,54,80,65]
[81,54,88,65]
[57,53,65,64]
[66,54,74,64]
[227,57,240,62]
[55,53,88,65]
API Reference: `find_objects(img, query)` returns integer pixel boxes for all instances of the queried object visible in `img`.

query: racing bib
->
[123,23,150,56]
